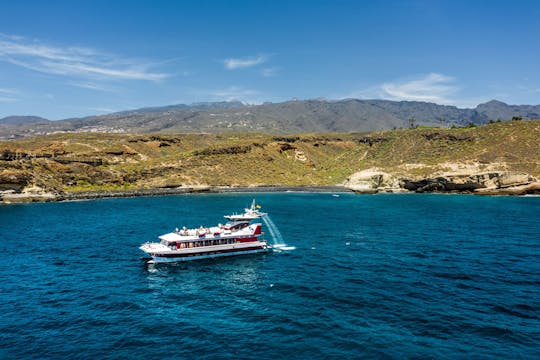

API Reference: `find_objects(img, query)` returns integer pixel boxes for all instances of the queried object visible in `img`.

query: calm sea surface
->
[0,193,539,359]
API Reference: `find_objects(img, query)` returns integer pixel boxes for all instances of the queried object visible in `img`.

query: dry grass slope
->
[1,120,539,195]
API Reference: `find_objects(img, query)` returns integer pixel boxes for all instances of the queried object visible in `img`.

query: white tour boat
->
[140,201,269,263]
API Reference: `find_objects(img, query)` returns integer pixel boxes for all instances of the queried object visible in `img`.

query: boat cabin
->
[222,220,251,231]
[161,237,239,250]
[157,220,259,250]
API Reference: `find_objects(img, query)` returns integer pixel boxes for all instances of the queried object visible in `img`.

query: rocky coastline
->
[0,185,353,204]
[2,179,539,204]
[2,121,539,203]
[343,169,540,196]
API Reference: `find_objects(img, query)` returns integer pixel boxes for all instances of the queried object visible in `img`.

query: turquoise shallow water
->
[0,193,539,359]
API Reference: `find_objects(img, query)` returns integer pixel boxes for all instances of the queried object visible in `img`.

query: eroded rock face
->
[193,145,252,156]
[345,169,539,195]
[0,170,32,191]
[401,173,504,193]
[343,169,402,193]
[496,173,535,188]
[1,149,55,161]
[402,176,485,193]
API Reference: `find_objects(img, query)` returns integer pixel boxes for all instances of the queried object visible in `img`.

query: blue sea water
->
[0,193,539,359]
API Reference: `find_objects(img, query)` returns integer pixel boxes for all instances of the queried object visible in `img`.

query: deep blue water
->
[1,193,539,359]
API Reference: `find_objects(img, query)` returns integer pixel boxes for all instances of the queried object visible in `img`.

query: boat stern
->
[139,242,168,255]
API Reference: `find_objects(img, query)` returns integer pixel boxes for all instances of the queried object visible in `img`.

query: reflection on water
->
[142,255,269,322]
[145,255,267,290]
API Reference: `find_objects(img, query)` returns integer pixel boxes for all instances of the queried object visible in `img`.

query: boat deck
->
[159,223,260,242]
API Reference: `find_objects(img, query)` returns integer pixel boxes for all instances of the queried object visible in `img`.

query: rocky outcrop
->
[0,185,57,203]
[53,157,104,166]
[402,172,537,193]
[1,149,56,161]
[193,145,252,156]
[401,173,500,192]
[475,181,540,195]
[355,137,389,146]
[0,185,353,203]
[343,169,403,193]
[345,169,540,195]
[421,132,472,142]
[272,136,300,143]
[0,169,32,191]
[277,143,296,152]
[495,172,534,188]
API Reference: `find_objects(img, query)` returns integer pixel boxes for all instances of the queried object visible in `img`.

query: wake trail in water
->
[262,215,295,251]
[262,215,283,244]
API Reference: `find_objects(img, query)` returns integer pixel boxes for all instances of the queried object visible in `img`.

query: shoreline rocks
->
[2,170,539,204]
[342,169,405,194]
[344,169,540,195]
[1,185,352,204]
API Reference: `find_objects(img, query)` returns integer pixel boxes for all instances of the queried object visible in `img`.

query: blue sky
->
[1,0,539,119]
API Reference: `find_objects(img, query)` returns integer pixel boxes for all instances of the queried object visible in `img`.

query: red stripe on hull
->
[152,245,266,258]
[237,236,257,243]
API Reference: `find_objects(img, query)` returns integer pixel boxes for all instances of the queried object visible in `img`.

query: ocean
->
[0,193,539,359]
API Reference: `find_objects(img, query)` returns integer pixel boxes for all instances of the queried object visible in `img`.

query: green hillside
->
[1,120,539,200]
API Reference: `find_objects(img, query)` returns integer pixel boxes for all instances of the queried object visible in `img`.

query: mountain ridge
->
[0,115,50,126]
[1,99,539,139]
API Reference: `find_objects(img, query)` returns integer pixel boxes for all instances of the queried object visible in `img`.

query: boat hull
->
[147,246,269,263]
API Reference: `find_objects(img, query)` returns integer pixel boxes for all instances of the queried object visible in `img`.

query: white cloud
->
[223,55,267,70]
[67,81,117,92]
[0,88,19,102]
[0,34,170,81]
[342,73,465,105]
[0,87,20,95]
[380,73,458,103]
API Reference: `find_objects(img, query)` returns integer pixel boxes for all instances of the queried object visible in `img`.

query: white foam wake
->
[262,215,295,251]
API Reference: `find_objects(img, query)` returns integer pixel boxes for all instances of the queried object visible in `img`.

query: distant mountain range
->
[1,99,539,139]
[0,115,50,126]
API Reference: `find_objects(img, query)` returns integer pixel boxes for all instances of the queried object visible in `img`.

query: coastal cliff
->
[343,168,540,195]
[341,120,540,195]
[1,120,539,202]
